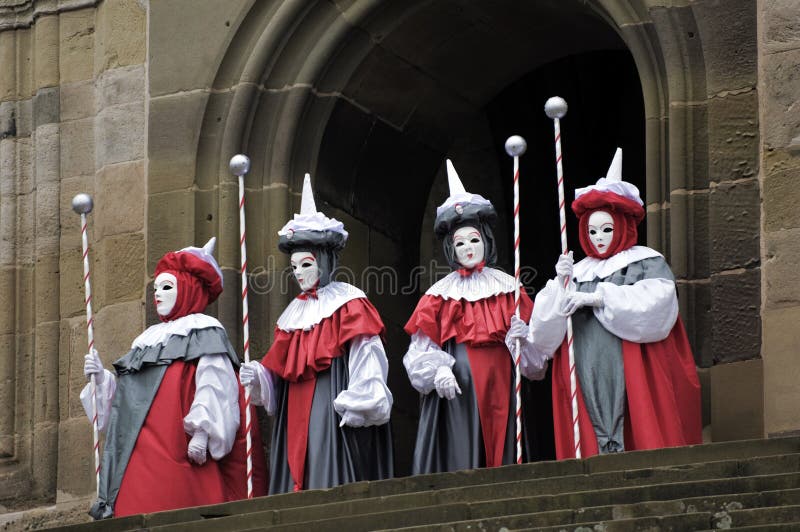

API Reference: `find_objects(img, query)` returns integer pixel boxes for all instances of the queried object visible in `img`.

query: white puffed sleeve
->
[80,370,116,432]
[593,278,679,343]
[529,279,569,356]
[247,362,277,416]
[183,354,240,460]
[333,334,393,426]
[402,331,455,395]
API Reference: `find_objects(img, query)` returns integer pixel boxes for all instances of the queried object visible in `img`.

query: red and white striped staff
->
[72,193,100,495]
[230,154,255,499]
[544,96,581,458]
[504,134,527,465]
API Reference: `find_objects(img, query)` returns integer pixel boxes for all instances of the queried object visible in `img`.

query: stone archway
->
[154,0,759,473]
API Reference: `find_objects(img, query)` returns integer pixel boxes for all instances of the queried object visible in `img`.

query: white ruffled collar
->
[131,313,223,349]
[573,245,663,282]
[276,281,366,332]
[425,267,517,302]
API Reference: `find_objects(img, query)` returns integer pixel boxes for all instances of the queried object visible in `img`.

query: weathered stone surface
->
[16,136,32,193]
[147,191,195,272]
[15,98,33,138]
[693,0,757,95]
[94,0,145,74]
[761,0,800,45]
[16,192,35,264]
[649,5,706,102]
[711,358,763,441]
[58,174,94,241]
[668,102,709,191]
[35,253,60,324]
[34,122,60,182]
[147,92,208,194]
[690,191,709,279]
[16,28,34,99]
[710,267,761,363]
[762,304,800,436]
[55,417,95,500]
[59,315,87,420]
[709,178,759,272]
[92,300,144,370]
[0,196,15,266]
[58,6,95,84]
[95,161,145,237]
[92,233,145,309]
[94,101,144,167]
[32,86,59,128]
[95,64,144,111]
[763,148,800,232]
[0,31,15,101]
[60,79,93,121]
[0,137,13,193]
[0,101,14,139]
[149,0,251,96]
[0,267,15,334]
[60,117,94,178]
[0,333,14,456]
[676,280,712,367]
[764,227,800,308]
[33,14,59,91]
[707,90,759,183]
[759,47,800,150]
[35,181,60,255]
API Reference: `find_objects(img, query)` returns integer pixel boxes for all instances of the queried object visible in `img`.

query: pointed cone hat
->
[434,158,496,238]
[572,147,645,219]
[278,173,348,253]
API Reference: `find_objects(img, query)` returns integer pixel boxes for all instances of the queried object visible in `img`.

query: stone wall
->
[759,0,800,438]
[0,0,146,513]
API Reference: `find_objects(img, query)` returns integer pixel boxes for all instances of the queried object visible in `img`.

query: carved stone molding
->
[0,0,100,31]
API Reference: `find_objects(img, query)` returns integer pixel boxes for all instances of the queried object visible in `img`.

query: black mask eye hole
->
[455,241,464,247]
[470,237,481,244]
[589,229,597,235]
[162,285,173,291]
[301,261,313,268]
[603,227,613,233]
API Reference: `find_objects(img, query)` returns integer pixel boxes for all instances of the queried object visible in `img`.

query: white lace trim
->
[574,178,643,206]
[425,267,517,302]
[435,192,493,217]
[573,245,663,282]
[276,281,366,332]
[131,313,224,349]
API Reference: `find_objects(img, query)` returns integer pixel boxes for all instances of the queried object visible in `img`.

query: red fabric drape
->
[551,316,702,460]
[572,189,645,259]
[404,289,533,467]
[261,296,385,490]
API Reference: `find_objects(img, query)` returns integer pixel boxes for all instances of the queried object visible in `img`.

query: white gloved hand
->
[555,251,574,288]
[83,348,105,385]
[187,430,208,465]
[339,410,366,428]
[506,315,530,341]
[239,361,262,394]
[433,365,462,400]
[560,291,604,316]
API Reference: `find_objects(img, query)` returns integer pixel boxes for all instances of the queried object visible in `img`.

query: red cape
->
[261,296,385,491]
[404,290,533,467]
[114,360,267,517]
[552,316,702,459]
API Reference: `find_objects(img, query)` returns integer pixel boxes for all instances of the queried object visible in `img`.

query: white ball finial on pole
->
[229,154,255,499]
[72,193,100,496]
[505,134,527,465]
[544,96,568,119]
[505,135,528,158]
[71,193,94,215]
[230,154,251,177]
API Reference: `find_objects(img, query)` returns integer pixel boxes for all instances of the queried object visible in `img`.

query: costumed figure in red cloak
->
[528,148,702,459]
[403,159,549,474]
[239,174,394,494]
[80,238,267,519]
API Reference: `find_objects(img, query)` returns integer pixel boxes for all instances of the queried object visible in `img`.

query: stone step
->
[143,472,800,531]
[385,489,800,531]
[56,437,800,532]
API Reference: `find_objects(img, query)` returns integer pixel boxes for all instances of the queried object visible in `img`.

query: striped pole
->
[544,96,581,459]
[72,193,100,496]
[230,154,254,499]
[505,135,527,465]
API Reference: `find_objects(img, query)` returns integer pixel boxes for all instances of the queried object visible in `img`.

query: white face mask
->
[588,210,615,255]
[453,226,485,269]
[290,251,320,292]
[154,272,178,317]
